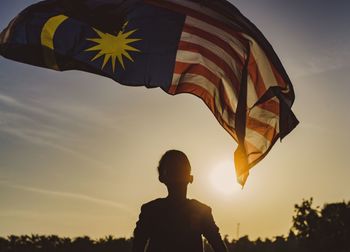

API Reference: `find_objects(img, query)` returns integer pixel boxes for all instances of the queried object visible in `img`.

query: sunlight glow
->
[209,161,240,195]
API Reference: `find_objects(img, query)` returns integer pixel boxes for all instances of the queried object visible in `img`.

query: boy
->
[133,150,227,252]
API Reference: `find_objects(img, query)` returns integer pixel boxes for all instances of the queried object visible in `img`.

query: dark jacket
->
[133,198,227,252]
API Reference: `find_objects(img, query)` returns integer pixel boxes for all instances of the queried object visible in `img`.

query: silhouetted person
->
[133,150,228,252]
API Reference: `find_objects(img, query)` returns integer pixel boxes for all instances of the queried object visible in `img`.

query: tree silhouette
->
[0,199,349,252]
[291,198,350,252]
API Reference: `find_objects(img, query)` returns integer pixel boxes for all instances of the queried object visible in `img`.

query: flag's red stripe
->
[244,128,280,162]
[247,53,268,98]
[145,0,274,100]
[175,82,217,116]
[145,0,247,45]
[246,117,277,142]
[182,24,244,67]
[178,41,240,94]
[175,82,277,145]
[183,23,276,101]
[257,99,280,116]
[174,82,238,141]
[176,82,278,145]
[174,62,236,114]
[244,140,264,163]
[174,62,220,88]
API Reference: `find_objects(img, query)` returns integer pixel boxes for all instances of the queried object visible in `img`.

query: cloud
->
[0,181,136,215]
[0,93,116,171]
[0,93,67,122]
[0,92,118,130]
[292,41,350,79]
[0,125,116,171]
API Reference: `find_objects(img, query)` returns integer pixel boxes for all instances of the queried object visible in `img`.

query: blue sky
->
[0,0,350,239]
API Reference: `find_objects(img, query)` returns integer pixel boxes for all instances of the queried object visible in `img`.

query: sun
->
[209,161,241,195]
[86,22,141,72]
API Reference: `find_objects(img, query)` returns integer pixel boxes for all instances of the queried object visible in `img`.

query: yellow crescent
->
[40,15,68,70]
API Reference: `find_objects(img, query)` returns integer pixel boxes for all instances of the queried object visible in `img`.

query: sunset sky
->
[1,0,350,240]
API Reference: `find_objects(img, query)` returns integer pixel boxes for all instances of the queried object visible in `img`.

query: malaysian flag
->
[0,0,298,186]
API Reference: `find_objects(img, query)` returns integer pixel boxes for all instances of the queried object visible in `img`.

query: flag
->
[0,0,298,186]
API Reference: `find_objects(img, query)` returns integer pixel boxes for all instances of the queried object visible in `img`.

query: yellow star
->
[86,22,141,72]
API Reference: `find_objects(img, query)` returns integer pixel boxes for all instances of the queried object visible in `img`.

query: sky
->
[0,0,350,241]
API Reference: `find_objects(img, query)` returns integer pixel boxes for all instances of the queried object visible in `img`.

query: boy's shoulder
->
[188,198,211,209]
[141,198,212,213]
[140,198,166,212]
[188,199,212,214]
[142,198,166,208]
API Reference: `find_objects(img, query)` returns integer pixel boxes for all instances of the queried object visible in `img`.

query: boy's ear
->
[189,175,193,184]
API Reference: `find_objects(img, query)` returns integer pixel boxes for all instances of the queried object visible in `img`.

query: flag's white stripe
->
[245,35,290,93]
[172,72,219,112]
[185,16,246,59]
[247,75,259,108]
[180,31,241,80]
[171,0,280,94]
[244,140,263,164]
[245,128,271,153]
[175,50,238,110]
[172,73,235,126]
[243,34,279,90]
[172,72,278,154]
[248,105,280,130]
[184,17,263,108]
[182,6,286,97]
[244,125,279,164]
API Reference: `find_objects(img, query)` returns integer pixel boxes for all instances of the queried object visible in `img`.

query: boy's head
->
[158,150,193,185]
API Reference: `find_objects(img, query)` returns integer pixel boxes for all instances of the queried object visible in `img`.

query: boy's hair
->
[158,150,192,184]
